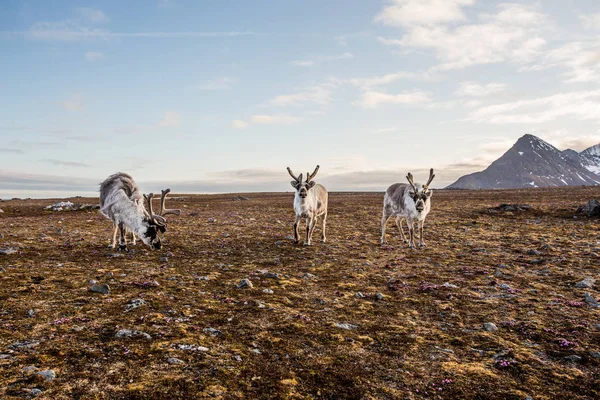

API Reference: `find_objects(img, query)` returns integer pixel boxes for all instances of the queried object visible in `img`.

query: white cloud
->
[84,51,104,61]
[191,77,238,90]
[249,114,302,125]
[456,81,507,97]
[522,41,600,83]
[349,71,423,90]
[354,90,431,109]
[231,120,248,129]
[291,52,354,67]
[377,3,547,70]
[581,13,600,30]
[76,8,109,24]
[375,0,475,27]
[58,93,83,111]
[158,111,182,127]
[268,85,333,107]
[467,89,600,124]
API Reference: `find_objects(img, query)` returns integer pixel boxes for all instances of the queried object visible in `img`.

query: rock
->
[167,357,185,364]
[115,329,151,340]
[208,218,216,223]
[90,283,110,294]
[589,351,600,359]
[9,340,40,350]
[355,292,365,298]
[160,257,169,263]
[233,355,243,362]
[0,247,18,255]
[262,289,274,294]
[483,322,499,332]
[30,388,43,396]
[563,355,582,363]
[237,279,253,289]
[578,199,600,216]
[499,283,512,290]
[335,322,358,330]
[527,249,542,256]
[584,293,600,308]
[37,370,55,381]
[0,354,12,360]
[23,366,38,373]
[376,293,385,301]
[203,327,222,336]
[174,344,209,352]
[575,277,595,289]
[303,273,317,280]
[28,309,35,317]
[251,348,261,354]
[262,272,280,279]
[124,298,146,312]
[442,282,459,289]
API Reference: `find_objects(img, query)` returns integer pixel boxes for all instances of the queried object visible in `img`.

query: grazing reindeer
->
[381,169,435,248]
[99,173,180,250]
[288,165,328,246]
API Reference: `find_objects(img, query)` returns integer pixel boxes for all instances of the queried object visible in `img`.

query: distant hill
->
[447,134,600,189]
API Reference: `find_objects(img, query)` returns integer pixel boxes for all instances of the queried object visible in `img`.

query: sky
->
[1,0,600,198]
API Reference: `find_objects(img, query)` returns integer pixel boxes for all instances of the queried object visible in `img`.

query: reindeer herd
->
[98,167,435,250]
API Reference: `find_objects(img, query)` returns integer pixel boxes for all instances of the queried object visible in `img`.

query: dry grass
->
[1,187,599,399]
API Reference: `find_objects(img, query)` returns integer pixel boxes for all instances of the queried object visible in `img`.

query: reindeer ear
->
[409,191,416,197]
[426,190,432,198]
[291,181,299,189]
[307,181,316,188]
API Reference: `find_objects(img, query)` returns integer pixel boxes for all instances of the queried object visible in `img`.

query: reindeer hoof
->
[321,239,326,243]
[303,241,311,246]
[419,242,427,248]
[118,244,127,251]
[294,240,299,244]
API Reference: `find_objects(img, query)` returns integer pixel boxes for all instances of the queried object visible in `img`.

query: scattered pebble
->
[355,292,365,298]
[124,298,146,312]
[174,344,209,352]
[483,322,498,332]
[584,293,600,308]
[160,257,169,263]
[28,309,35,317]
[589,352,600,359]
[203,327,222,336]
[303,273,317,280]
[167,357,185,364]
[575,277,595,289]
[36,370,56,381]
[208,218,217,223]
[30,388,43,396]
[23,366,38,373]
[262,289,274,294]
[115,329,152,340]
[335,323,358,330]
[442,282,459,289]
[0,247,18,255]
[90,283,110,295]
[9,340,40,350]
[376,293,385,301]
[563,355,582,363]
[237,279,253,289]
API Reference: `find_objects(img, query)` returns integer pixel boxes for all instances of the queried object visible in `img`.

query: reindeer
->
[99,173,180,250]
[381,169,435,248]
[288,165,328,246]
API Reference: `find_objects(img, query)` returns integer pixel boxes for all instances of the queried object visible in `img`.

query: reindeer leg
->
[130,231,137,246]
[309,216,318,244]
[304,215,313,246]
[321,212,327,243]
[419,220,426,247]
[110,223,118,249]
[396,217,407,243]
[407,220,415,249]
[293,215,301,244]
[381,211,391,244]
[118,222,127,251]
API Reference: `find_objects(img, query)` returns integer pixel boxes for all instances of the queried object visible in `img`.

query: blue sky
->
[1,0,600,198]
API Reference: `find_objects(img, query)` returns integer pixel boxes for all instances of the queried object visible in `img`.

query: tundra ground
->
[1,188,599,399]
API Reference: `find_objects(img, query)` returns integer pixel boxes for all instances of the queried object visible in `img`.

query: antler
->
[306,165,320,182]
[144,193,166,225]
[287,167,301,182]
[159,188,181,216]
[406,172,418,192]
[423,168,435,190]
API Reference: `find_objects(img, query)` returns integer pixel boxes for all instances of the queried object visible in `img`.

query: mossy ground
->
[1,188,599,399]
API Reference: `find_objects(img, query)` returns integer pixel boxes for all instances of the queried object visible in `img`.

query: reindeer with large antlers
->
[381,169,435,248]
[288,165,329,246]
[99,172,180,250]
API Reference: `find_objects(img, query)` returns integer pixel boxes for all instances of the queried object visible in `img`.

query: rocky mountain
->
[447,134,600,189]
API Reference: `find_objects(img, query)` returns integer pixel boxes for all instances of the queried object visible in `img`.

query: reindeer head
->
[406,168,435,213]
[288,165,319,199]
[142,189,181,250]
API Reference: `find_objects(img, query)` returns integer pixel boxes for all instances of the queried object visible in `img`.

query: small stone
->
[115,329,151,340]
[166,252,174,257]
[527,249,542,256]
[563,355,582,363]
[175,344,209,352]
[585,293,600,307]
[494,270,504,278]
[303,273,317,280]
[263,272,280,279]
[28,309,35,317]
[31,388,43,396]
[124,298,146,312]
[251,348,261,354]
[376,293,385,300]
[233,355,242,362]
[483,322,498,332]
[499,283,512,290]
[262,289,274,294]
[0,247,18,255]
[91,283,110,294]
[167,357,185,364]
[208,218,216,223]
[203,327,222,336]
[335,322,358,330]
[575,277,595,289]
[442,282,459,289]
[37,370,55,381]
[589,352,600,359]
[237,279,253,289]
[9,340,40,350]
[160,257,169,263]
[23,366,38,373]
[355,292,365,298]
